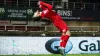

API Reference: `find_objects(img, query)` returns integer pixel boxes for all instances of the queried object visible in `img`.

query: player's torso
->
[41,9,68,30]
[41,9,62,22]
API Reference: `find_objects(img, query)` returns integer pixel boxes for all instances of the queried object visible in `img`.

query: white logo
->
[0,8,5,13]
[27,9,33,15]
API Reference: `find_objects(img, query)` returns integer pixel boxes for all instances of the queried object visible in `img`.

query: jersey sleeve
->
[39,1,53,10]
[39,5,47,10]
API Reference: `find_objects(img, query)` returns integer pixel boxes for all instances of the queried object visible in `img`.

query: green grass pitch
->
[0,54,100,56]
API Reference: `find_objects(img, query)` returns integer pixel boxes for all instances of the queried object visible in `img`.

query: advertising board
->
[0,36,100,54]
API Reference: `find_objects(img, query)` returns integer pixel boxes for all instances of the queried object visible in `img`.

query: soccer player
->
[33,1,71,56]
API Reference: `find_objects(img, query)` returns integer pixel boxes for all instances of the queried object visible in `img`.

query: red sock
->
[60,35,64,47]
[60,35,70,48]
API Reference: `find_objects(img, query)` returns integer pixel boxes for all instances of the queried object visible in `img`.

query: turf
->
[0,54,100,56]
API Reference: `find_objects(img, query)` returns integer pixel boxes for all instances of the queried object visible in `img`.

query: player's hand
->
[37,1,42,5]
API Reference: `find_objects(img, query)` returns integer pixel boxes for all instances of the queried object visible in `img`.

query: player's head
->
[37,1,48,10]
[37,1,41,6]
[33,10,41,18]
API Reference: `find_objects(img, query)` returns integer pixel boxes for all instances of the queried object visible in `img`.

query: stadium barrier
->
[0,36,100,55]
[0,25,99,32]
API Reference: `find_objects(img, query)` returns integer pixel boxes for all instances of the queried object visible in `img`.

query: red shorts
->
[53,20,69,33]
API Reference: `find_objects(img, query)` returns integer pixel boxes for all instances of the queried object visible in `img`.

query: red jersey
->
[39,1,69,32]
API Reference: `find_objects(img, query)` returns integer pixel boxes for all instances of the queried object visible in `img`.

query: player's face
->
[33,10,40,17]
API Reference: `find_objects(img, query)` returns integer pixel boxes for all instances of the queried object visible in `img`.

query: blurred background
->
[0,0,100,37]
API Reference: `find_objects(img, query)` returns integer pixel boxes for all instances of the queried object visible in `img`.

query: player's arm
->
[38,1,53,10]
[39,5,47,10]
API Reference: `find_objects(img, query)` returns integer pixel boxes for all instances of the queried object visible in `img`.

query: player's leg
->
[59,30,71,56]
[61,30,71,48]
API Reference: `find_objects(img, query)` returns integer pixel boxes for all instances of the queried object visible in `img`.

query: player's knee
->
[65,30,71,36]
[62,30,71,36]
[62,29,66,35]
